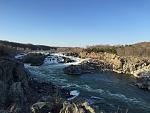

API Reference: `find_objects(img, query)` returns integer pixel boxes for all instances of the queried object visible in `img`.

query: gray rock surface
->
[22,53,45,66]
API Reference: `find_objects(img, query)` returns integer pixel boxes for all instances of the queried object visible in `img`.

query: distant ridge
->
[0,40,150,57]
[0,40,57,51]
[84,42,150,57]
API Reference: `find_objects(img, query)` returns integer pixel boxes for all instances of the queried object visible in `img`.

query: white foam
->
[70,90,80,96]
[67,90,80,100]
[24,63,31,67]
[91,96,103,100]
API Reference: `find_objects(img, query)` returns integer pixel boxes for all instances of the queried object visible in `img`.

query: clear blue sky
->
[0,0,150,47]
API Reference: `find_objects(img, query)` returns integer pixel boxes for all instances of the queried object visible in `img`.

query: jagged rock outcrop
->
[0,57,30,113]
[135,71,150,90]
[31,102,53,113]
[79,52,124,73]
[60,101,95,113]
[136,77,150,90]
[64,60,111,75]
[79,52,150,76]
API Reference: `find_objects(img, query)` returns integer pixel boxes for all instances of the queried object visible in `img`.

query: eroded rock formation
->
[79,52,150,75]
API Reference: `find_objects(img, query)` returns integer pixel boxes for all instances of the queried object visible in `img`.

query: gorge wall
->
[79,52,150,77]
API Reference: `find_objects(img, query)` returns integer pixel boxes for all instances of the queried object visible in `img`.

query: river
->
[25,62,150,113]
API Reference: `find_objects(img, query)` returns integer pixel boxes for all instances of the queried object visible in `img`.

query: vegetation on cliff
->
[1,40,150,58]
[84,42,150,57]
[0,40,57,51]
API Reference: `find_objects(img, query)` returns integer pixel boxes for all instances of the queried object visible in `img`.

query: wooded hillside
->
[84,42,150,57]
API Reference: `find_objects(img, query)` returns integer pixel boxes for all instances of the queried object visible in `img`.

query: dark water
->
[25,64,150,113]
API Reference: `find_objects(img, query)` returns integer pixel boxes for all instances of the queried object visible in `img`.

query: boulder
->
[59,101,95,113]
[62,57,75,63]
[31,102,52,113]
[63,60,112,75]
[136,72,150,90]
[22,53,45,66]
[64,65,83,75]
[82,102,95,113]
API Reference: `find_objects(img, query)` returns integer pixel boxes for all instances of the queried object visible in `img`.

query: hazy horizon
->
[0,0,150,47]
[1,39,150,48]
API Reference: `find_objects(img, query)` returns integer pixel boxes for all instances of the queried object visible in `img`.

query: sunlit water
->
[25,63,150,113]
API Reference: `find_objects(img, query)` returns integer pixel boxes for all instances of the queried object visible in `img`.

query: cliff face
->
[79,52,150,76]
[0,57,30,112]
[0,40,57,51]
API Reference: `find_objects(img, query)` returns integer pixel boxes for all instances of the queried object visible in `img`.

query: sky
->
[0,0,150,47]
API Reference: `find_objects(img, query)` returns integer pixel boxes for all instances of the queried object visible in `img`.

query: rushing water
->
[25,63,150,113]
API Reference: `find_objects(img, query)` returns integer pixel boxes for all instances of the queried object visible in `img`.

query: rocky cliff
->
[0,57,30,113]
[79,52,150,76]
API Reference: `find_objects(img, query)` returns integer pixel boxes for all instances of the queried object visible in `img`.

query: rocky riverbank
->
[63,60,111,75]
[0,57,95,113]
[64,52,150,90]
[79,52,150,76]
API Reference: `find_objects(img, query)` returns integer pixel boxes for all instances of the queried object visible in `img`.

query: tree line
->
[84,42,150,57]
[0,40,57,51]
